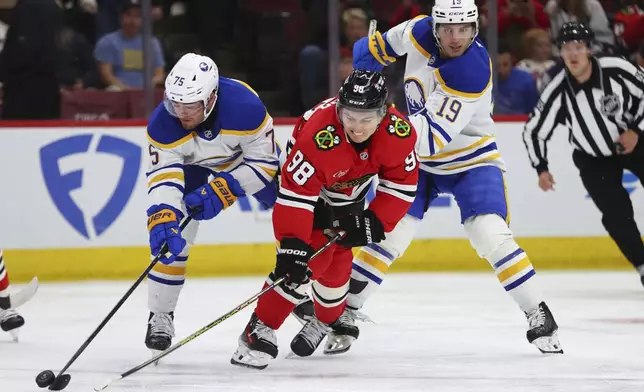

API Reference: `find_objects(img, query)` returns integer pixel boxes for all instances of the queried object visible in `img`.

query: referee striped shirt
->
[523,56,644,173]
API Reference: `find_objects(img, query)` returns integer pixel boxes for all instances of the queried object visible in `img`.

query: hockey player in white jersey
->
[144,53,279,352]
[294,0,563,355]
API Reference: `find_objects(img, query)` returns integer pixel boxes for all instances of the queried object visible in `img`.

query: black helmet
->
[337,70,388,111]
[556,22,594,47]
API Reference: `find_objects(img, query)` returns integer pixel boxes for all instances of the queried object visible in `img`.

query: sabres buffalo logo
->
[314,125,342,150]
[387,114,411,138]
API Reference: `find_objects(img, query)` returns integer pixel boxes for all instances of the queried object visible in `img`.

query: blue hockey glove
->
[147,204,186,265]
[352,32,396,72]
[184,171,245,220]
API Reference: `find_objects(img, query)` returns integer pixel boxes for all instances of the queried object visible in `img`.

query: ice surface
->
[1,272,643,392]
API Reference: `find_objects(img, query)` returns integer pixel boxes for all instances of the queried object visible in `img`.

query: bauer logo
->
[40,134,141,239]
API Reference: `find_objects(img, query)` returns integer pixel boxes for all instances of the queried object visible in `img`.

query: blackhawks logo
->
[387,114,411,138]
[314,125,342,150]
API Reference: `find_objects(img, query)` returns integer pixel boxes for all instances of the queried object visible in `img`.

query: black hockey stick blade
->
[37,217,193,390]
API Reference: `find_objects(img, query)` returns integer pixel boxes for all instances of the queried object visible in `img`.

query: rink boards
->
[0,120,642,281]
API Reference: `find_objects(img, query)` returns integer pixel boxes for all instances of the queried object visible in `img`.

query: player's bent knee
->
[378,214,421,259]
[464,213,515,259]
[312,281,349,309]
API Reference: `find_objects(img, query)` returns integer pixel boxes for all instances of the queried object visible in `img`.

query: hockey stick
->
[368,19,377,37]
[94,232,344,391]
[36,216,194,391]
[0,276,39,310]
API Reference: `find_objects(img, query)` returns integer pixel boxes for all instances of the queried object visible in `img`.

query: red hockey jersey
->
[273,97,419,245]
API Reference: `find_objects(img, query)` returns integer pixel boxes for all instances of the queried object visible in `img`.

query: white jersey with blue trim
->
[382,16,505,174]
[146,77,278,212]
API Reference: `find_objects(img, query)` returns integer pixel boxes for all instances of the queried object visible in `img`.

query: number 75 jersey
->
[386,15,505,174]
[274,98,419,245]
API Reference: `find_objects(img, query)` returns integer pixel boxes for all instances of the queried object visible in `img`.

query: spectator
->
[494,48,540,115]
[0,20,7,55]
[612,0,644,60]
[498,0,550,33]
[299,7,368,110]
[545,0,615,52]
[0,0,63,119]
[339,49,353,84]
[390,0,423,28]
[96,0,163,41]
[57,25,98,90]
[496,0,550,57]
[94,0,165,90]
[516,28,556,91]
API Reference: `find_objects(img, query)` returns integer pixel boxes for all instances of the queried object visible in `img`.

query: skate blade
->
[324,335,355,355]
[9,328,19,342]
[230,346,273,370]
[532,331,563,354]
[150,349,163,366]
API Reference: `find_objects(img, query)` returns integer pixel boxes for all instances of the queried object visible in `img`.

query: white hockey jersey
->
[146,77,279,213]
[381,16,505,174]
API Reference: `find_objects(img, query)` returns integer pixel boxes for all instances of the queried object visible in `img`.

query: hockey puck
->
[35,370,55,388]
[48,374,71,391]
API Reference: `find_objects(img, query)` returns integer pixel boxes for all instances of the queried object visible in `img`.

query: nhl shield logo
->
[204,130,213,139]
[599,94,620,116]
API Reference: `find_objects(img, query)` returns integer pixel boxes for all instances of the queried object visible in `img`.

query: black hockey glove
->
[333,209,385,248]
[275,237,314,288]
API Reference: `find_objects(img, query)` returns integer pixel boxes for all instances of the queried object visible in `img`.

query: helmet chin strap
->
[202,91,218,121]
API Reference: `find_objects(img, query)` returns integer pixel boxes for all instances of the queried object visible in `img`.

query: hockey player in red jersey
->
[230,70,419,369]
[0,249,26,341]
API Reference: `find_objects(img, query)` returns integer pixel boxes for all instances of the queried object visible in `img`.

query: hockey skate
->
[324,308,361,355]
[292,297,315,325]
[145,312,174,354]
[526,302,563,354]
[231,312,278,370]
[0,308,24,342]
[290,317,331,357]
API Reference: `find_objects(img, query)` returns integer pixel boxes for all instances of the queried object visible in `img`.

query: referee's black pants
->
[573,143,644,271]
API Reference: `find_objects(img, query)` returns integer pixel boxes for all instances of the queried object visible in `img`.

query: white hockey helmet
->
[164,53,219,120]
[432,0,479,47]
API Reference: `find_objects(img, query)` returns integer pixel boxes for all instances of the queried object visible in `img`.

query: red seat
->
[127,89,165,119]
[60,90,129,120]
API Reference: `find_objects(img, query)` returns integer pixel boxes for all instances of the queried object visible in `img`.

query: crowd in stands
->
[0,0,641,120]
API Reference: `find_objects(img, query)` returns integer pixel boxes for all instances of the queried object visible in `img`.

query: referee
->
[523,22,644,287]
